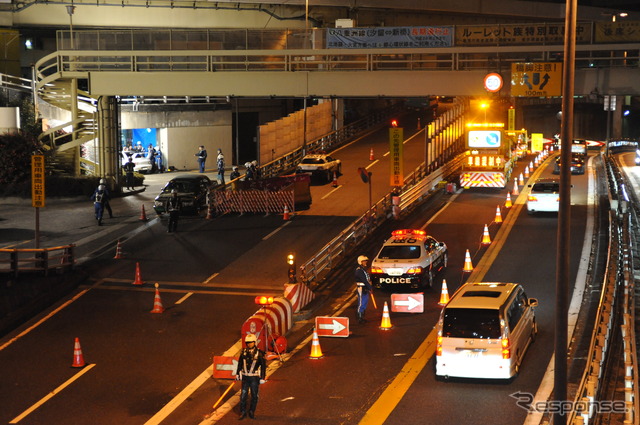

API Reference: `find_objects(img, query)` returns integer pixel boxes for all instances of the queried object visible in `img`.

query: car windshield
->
[442,308,501,339]
[163,181,197,193]
[378,245,421,259]
[301,158,325,164]
[532,182,559,193]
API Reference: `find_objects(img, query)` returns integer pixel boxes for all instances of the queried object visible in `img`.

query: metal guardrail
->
[0,245,76,276]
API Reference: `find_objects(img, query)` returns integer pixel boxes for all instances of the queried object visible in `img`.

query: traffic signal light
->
[287,253,297,283]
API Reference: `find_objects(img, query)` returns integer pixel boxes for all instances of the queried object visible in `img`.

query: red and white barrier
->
[284,283,315,313]
[240,297,293,352]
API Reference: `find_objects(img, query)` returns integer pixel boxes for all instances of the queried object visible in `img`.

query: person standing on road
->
[195,145,207,173]
[97,179,113,218]
[166,189,182,233]
[235,334,267,420]
[123,156,135,190]
[216,148,225,184]
[91,184,109,226]
[355,255,374,323]
[148,144,157,174]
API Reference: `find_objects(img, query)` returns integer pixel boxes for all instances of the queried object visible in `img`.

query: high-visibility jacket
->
[236,347,266,379]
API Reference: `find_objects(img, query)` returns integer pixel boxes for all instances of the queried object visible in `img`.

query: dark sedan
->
[153,174,216,215]
[553,154,585,175]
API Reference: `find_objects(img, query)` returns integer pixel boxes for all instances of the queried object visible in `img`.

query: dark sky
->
[532,0,640,12]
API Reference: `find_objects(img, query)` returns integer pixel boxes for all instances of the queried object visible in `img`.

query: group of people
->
[195,145,261,183]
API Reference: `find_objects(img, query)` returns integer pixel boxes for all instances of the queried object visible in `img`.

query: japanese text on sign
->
[326,26,453,49]
[595,21,640,43]
[31,155,45,208]
[456,22,592,45]
[389,128,404,187]
[511,62,562,97]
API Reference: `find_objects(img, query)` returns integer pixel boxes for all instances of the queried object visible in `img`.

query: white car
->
[296,154,341,182]
[121,151,153,173]
[370,229,448,290]
[526,178,560,214]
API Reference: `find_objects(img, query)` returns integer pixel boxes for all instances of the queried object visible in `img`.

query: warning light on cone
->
[287,253,297,283]
[255,295,274,306]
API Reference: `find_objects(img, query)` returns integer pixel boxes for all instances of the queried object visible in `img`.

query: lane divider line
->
[366,160,379,170]
[204,273,219,284]
[262,221,292,241]
[175,292,193,305]
[9,363,96,423]
[321,185,342,200]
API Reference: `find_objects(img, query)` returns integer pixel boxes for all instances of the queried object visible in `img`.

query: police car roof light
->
[391,229,426,237]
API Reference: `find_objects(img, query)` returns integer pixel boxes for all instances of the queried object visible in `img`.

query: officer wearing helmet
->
[244,162,255,181]
[235,333,267,420]
[91,184,109,226]
[229,165,241,181]
[97,178,113,218]
[355,255,374,323]
[166,189,182,233]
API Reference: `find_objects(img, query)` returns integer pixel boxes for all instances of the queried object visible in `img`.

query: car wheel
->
[326,170,333,183]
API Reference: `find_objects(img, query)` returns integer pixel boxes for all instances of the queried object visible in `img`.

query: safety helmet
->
[98,184,106,191]
[251,160,258,166]
[245,334,257,343]
[244,162,252,168]
[171,189,178,194]
[357,255,369,264]
[233,166,239,170]
[99,178,106,184]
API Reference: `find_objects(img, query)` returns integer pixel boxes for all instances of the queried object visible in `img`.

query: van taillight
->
[436,336,443,356]
[501,338,511,359]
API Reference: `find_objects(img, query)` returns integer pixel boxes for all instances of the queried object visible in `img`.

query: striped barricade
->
[284,283,315,313]
[240,297,293,352]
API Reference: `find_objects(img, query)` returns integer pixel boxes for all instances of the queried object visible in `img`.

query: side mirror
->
[529,298,539,308]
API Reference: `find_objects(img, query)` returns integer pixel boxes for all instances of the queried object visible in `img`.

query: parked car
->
[153,174,216,215]
[121,151,153,173]
[370,229,448,290]
[296,154,342,183]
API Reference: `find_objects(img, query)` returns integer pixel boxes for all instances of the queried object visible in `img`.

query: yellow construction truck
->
[459,122,518,189]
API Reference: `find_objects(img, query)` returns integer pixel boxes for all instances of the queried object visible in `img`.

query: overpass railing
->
[0,245,76,277]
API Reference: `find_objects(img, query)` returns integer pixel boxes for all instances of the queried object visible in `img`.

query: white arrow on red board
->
[393,296,422,311]
[318,319,347,335]
[215,359,238,373]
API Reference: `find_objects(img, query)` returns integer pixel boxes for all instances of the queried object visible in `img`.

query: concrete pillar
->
[70,78,80,176]
[97,96,120,188]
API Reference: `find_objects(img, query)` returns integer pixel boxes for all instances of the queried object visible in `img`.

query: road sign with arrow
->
[315,316,350,338]
[390,293,424,313]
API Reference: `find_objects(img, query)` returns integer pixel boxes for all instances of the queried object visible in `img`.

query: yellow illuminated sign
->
[389,128,404,187]
[31,155,45,208]
[511,62,562,97]
[531,133,544,152]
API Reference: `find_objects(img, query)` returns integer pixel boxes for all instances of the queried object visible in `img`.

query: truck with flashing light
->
[459,123,517,189]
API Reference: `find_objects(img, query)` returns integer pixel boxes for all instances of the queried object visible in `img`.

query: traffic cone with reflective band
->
[71,337,86,368]
[332,172,339,188]
[309,329,324,359]
[494,205,503,224]
[132,262,144,286]
[524,166,530,178]
[534,156,540,167]
[150,283,164,313]
[463,249,474,272]
[139,204,148,221]
[529,161,534,171]
[205,200,214,220]
[379,302,393,330]
[481,224,491,245]
[438,279,450,306]
[505,193,512,208]
[369,148,375,161]
[512,180,519,196]
[113,239,124,259]
[283,205,290,221]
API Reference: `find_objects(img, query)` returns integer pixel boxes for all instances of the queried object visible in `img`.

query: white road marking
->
[204,273,219,284]
[321,185,342,200]
[262,220,291,240]
[175,292,193,305]
[9,364,96,423]
[366,160,379,170]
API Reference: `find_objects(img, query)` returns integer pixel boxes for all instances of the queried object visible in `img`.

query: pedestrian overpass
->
[33,27,640,178]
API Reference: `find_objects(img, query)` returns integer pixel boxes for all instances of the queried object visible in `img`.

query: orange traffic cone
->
[524,166,530,178]
[150,283,164,313]
[205,199,214,220]
[512,180,519,196]
[283,205,290,221]
[505,193,512,208]
[494,205,503,223]
[534,156,540,167]
[519,172,524,185]
[481,224,491,245]
[140,204,148,221]
[132,262,144,286]
[369,148,374,161]
[463,249,474,273]
[71,337,86,368]
[379,302,393,330]
[113,239,124,259]
[332,172,338,188]
[438,279,450,306]
[309,329,324,359]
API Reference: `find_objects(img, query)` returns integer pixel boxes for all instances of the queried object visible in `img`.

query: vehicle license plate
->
[387,268,403,276]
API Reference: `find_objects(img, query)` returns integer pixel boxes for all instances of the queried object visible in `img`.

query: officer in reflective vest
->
[355,255,373,323]
[235,333,266,420]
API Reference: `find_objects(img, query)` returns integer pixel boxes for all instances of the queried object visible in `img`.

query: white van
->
[435,282,538,380]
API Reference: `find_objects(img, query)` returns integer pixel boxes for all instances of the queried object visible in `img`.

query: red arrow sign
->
[212,356,239,379]
[315,316,350,338]
[391,293,424,313]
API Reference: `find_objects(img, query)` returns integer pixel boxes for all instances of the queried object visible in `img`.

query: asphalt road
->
[0,115,596,425]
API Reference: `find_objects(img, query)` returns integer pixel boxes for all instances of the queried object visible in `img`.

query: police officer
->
[123,156,135,190]
[91,184,108,225]
[244,162,254,181]
[216,149,225,184]
[235,334,266,420]
[195,145,207,173]
[229,165,241,181]
[355,255,374,323]
[166,189,181,233]
[98,178,113,218]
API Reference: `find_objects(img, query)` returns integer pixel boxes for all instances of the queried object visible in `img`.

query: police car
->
[296,154,341,183]
[370,229,448,290]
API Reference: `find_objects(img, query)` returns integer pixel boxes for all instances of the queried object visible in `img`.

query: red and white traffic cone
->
[113,239,124,259]
[379,302,393,330]
[481,224,491,245]
[309,329,324,359]
[505,193,512,208]
[512,180,519,196]
[494,205,503,223]
[438,279,450,306]
[140,204,148,221]
[283,205,291,221]
[463,249,474,273]
[150,283,164,314]
[369,148,375,161]
[132,262,144,286]
[71,337,86,368]
[332,172,339,188]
